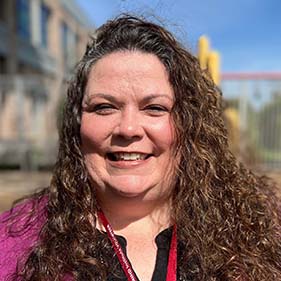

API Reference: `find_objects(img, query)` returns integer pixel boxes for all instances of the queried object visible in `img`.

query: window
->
[60,21,77,70]
[40,3,50,48]
[0,89,7,110]
[0,1,7,22]
[0,56,7,74]
[61,21,68,62]
[16,0,31,40]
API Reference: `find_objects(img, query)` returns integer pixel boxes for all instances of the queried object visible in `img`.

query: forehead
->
[85,51,174,101]
[91,50,168,75]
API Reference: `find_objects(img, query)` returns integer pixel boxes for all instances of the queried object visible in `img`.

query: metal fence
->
[221,73,281,171]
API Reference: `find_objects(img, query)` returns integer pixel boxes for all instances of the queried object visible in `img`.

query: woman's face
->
[80,51,176,202]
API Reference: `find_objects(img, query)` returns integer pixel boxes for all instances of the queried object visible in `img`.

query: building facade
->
[0,0,92,168]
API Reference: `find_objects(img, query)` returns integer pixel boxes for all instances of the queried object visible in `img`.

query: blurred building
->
[0,0,92,169]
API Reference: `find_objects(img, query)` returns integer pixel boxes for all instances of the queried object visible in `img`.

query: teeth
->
[113,153,147,161]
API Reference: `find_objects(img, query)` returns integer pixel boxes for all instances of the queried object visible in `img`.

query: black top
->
[107,227,173,281]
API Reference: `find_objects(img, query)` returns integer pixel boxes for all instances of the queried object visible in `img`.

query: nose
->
[113,107,144,140]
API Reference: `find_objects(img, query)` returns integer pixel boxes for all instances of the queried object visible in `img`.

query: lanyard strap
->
[98,211,177,281]
[166,223,177,281]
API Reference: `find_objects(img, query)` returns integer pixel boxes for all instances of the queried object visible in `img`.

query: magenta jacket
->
[0,200,46,280]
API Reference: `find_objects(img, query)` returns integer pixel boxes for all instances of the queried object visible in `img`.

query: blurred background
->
[0,0,280,211]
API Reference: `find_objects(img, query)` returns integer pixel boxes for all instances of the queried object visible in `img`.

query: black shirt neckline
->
[104,227,173,281]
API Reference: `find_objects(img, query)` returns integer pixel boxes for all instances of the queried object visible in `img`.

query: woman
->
[1,15,281,281]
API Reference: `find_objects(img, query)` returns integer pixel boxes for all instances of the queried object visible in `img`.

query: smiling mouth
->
[107,152,152,161]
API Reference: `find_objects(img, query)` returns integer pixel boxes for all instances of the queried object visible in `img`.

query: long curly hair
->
[12,15,281,280]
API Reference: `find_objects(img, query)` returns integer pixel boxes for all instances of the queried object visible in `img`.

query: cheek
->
[80,114,110,152]
[150,118,175,149]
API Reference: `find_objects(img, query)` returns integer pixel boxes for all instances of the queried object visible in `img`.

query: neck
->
[97,194,172,238]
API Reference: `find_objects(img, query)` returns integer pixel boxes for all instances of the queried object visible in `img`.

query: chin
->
[105,177,159,199]
[108,183,149,198]
[114,189,145,198]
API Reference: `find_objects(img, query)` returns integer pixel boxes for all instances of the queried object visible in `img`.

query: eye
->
[144,104,170,116]
[91,103,117,115]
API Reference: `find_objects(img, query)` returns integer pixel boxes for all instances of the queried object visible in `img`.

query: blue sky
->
[76,0,281,73]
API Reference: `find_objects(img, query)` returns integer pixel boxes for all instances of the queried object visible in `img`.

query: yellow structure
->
[198,35,209,70]
[224,107,240,156]
[207,51,220,85]
[197,36,241,158]
[197,36,220,85]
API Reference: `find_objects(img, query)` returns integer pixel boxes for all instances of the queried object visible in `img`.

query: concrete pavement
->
[0,171,51,212]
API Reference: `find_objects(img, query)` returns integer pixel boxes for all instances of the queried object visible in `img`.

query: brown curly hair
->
[11,15,281,280]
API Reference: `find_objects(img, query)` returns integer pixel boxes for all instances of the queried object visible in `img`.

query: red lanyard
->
[98,211,177,281]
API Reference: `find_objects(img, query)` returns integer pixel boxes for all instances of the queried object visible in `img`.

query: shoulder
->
[0,196,47,279]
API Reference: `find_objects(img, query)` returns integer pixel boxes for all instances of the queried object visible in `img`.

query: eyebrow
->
[85,93,173,103]
[85,93,117,104]
[141,94,174,103]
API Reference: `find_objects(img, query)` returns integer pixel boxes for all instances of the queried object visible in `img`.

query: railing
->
[221,72,281,171]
